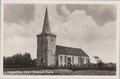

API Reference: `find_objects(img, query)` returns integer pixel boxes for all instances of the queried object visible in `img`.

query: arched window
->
[82,57,84,62]
[65,55,66,64]
[60,55,62,63]
[51,38,54,41]
[80,57,82,63]
[72,56,74,63]
[87,57,90,63]
[78,56,80,64]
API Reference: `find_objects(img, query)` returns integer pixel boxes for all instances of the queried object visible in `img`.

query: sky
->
[3,4,117,63]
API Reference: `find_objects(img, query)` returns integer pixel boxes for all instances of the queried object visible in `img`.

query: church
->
[36,7,90,68]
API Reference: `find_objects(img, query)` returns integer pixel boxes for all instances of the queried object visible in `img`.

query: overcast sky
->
[4,4,116,63]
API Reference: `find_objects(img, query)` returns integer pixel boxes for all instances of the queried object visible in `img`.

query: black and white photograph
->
[2,3,118,76]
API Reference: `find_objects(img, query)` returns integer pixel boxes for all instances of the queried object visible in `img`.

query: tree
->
[94,56,103,68]
[4,52,35,68]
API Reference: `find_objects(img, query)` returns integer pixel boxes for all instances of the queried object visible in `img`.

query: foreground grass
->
[4,68,116,75]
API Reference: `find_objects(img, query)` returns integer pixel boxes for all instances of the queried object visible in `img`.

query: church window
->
[72,56,74,63]
[84,57,86,64]
[51,38,54,41]
[81,57,83,63]
[60,55,62,63]
[65,55,66,63]
[87,58,90,63]
[45,59,47,63]
[82,57,85,63]
[78,56,80,64]
[80,57,83,64]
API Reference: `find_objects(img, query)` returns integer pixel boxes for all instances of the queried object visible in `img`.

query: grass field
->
[4,68,116,75]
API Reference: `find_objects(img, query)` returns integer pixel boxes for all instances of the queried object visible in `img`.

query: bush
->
[4,52,36,68]
[65,63,116,71]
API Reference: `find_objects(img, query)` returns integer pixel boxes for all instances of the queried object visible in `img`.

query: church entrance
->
[40,58,44,66]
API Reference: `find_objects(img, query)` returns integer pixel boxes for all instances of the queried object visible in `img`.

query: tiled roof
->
[56,45,89,57]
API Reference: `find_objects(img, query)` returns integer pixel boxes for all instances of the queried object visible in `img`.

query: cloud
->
[61,5,71,16]
[57,4,116,26]
[53,9,98,46]
[96,21,116,40]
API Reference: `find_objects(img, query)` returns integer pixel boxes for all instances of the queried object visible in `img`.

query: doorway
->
[40,58,44,65]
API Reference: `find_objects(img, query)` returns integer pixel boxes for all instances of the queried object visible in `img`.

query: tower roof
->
[42,7,52,34]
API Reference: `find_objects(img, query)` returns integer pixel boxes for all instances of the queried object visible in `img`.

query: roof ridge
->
[56,45,82,50]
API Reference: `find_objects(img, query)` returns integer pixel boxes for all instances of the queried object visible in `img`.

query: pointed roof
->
[42,6,52,34]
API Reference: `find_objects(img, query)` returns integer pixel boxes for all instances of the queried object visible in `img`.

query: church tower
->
[36,7,56,67]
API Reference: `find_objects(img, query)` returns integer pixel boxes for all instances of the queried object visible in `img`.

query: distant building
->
[36,7,90,68]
